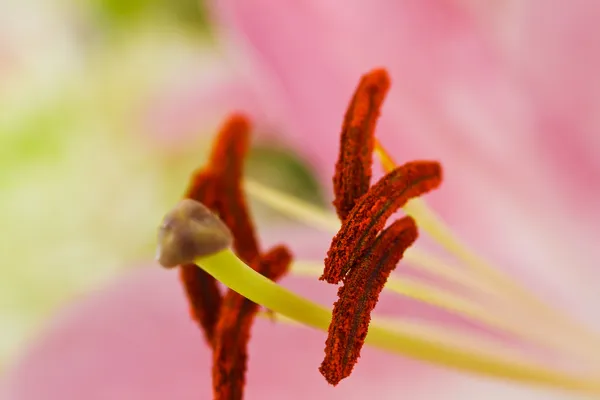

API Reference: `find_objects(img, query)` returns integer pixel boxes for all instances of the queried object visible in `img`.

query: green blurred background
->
[0,0,323,371]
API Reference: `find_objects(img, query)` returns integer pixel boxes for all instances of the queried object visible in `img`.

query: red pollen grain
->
[320,217,418,385]
[333,68,390,221]
[212,245,292,400]
[322,161,442,284]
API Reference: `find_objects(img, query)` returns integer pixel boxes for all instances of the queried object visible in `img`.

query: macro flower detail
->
[321,216,418,386]
[8,3,600,400]
[213,245,291,400]
[153,69,600,399]
[332,69,389,221]
[158,114,293,399]
[320,69,442,385]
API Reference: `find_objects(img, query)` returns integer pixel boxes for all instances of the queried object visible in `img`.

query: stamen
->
[374,139,552,301]
[155,64,600,398]
[322,161,442,283]
[213,245,292,400]
[174,114,261,347]
[320,217,418,385]
[247,181,600,367]
[374,139,600,351]
[209,114,260,264]
[244,179,492,295]
[195,249,600,395]
[156,194,599,391]
[202,115,284,400]
[266,310,594,390]
[373,138,396,173]
[162,114,289,398]
[245,146,600,362]
[333,68,389,220]
[245,180,600,361]
[294,262,597,362]
[293,262,506,332]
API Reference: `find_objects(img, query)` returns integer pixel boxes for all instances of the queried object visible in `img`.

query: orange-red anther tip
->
[218,113,251,142]
[350,69,390,125]
[361,68,390,90]
[333,67,392,221]
[351,68,391,128]
[222,113,251,131]
[209,113,252,168]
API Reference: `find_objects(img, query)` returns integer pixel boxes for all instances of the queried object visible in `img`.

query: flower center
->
[156,69,600,397]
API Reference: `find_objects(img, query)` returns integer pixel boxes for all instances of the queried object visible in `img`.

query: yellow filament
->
[245,176,600,363]
[245,179,490,296]
[402,248,491,296]
[246,159,600,362]
[244,180,338,231]
[260,310,584,387]
[292,262,597,363]
[374,139,600,349]
[196,250,600,394]
[374,140,543,299]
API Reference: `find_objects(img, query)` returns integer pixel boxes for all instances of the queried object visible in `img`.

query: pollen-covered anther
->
[322,161,442,284]
[153,70,600,397]
[320,217,418,385]
[320,67,443,386]
[171,113,295,399]
[209,113,260,264]
[333,68,390,221]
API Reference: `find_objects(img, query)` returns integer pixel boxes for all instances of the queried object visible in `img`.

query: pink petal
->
[141,48,267,148]
[210,0,600,315]
[211,0,600,212]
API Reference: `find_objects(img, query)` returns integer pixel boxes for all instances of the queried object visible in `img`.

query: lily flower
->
[6,2,600,399]
[6,68,600,398]
[152,68,598,398]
